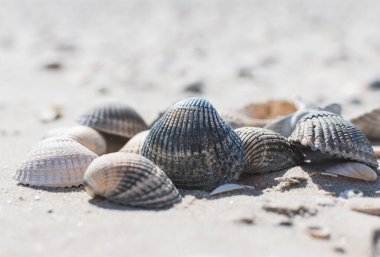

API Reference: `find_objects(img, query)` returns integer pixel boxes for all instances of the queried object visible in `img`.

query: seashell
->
[14,137,98,187]
[347,198,380,216]
[66,126,107,156]
[209,183,255,196]
[77,100,148,139]
[289,111,378,169]
[235,127,304,174]
[141,97,245,191]
[324,162,377,182]
[83,152,181,209]
[221,100,298,129]
[119,130,149,154]
[351,106,380,140]
[265,103,342,137]
[305,226,331,240]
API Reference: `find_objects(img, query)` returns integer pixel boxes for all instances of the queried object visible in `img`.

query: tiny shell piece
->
[306,226,331,240]
[84,152,181,209]
[14,137,98,187]
[119,130,149,154]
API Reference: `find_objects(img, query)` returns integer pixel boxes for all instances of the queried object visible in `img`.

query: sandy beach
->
[1,1,380,256]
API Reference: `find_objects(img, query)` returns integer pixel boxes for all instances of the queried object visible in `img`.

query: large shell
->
[119,130,149,154]
[235,127,304,174]
[289,111,378,169]
[351,106,380,140]
[77,100,148,139]
[84,152,181,209]
[265,103,342,137]
[14,137,98,187]
[141,97,245,190]
[221,100,298,129]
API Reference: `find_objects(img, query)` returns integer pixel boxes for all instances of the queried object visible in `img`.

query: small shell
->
[324,162,377,181]
[222,100,298,129]
[14,137,98,187]
[305,226,331,240]
[84,152,181,209]
[235,127,304,174]
[141,97,244,190]
[77,100,148,138]
[289,111,378,169]
[119,130,149,154]
[66,126,107,155]
[351,106,380,140]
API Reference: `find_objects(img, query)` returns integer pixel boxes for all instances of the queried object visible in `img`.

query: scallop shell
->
[324,162,377,181]
[221,100,298,129]
[77,100,148,138]
[14,137,98,187]
[84,152,181,209]
[235,127,304,174]
[289,111,378,169]
[141,97,244,190]
[351,106,380,140]
[265,103,342,137]
[119,130,149,154]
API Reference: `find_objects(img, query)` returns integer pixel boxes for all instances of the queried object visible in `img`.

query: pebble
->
[44,62,63,70]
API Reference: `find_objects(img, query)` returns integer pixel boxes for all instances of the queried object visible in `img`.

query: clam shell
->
[84,152,181,209]
[141,97,244,190]
[235,127,304,174]
[324,162,377,181]
[222,100,298,129]
[77,100,148,138]
[66,126,107,155]
[14,137,98,187]
[351,106,380,140]
[119,130,149,154]
[289,111,378,169]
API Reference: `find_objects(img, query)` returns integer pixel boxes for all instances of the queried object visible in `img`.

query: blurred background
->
[1,0,380,126]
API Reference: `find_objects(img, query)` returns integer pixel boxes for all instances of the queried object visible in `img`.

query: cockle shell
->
[221,100,298,129]
[84,152,181,209]
[265,103,342,137]
[14,137,98,187]
[77,100,148,139]
[119,130,149,154]
[141,97,245,191]
[324,162,377,181]
[351,106,380,140]
[235,127,304,174]
[289,111,378,169]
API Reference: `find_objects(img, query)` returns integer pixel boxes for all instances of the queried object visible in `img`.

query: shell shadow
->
[17,183,84,193]
[88,197,176,212]
[302,162,380,197]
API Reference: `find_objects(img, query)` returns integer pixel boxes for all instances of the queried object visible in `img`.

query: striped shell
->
[351,106,380,140]
[84,153,181,209]
[221,100,298,129]
[289,111,378,169]
[235,127,304,174]
[14,137,98,187]
[77,100,148,138]
[141,97,245,190]
[119,130,149,154]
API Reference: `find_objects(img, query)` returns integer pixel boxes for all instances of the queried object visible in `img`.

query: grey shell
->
[289,111,378,169]
[141,97,245,191]
[14,137,98,187]
[83,152,181,209]
[350,106,380,140]
[235,127,304,174]
[119,130,149,154]
[77,101,148,139]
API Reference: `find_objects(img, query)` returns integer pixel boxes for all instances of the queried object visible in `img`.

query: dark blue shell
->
[141,97,245,190]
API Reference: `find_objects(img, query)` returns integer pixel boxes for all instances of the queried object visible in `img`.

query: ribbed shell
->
[351,106,380,140]
[14,137,98,187]
[141,97,245,190]
[84,153,181,209]
[119,130,149,154]
[235,127,304,174]
[289,111,378,169]
[77,101,148,138]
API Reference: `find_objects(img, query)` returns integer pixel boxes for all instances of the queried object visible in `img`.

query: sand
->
[0,1,380,256]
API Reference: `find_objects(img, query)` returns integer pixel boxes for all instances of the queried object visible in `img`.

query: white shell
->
[119,130,149,154]
[14,137,98,187]
[324,162,377,181]
[209,183,255,196]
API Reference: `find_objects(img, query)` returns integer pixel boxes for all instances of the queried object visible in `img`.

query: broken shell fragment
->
[305,226,331,240]
[119,130,149,154]
[324,162,377,181]
[14,137,98,187]
[84,152,181,209]
[347,198,380,216]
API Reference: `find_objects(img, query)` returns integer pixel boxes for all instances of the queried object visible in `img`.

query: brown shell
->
[289,111,378,169]
[84,152,181,209]
[351,106,380,140]
[235,127,304,174]
[119,130,149,154]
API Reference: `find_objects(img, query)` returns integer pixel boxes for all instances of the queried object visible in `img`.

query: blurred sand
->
[1,1,380,256]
